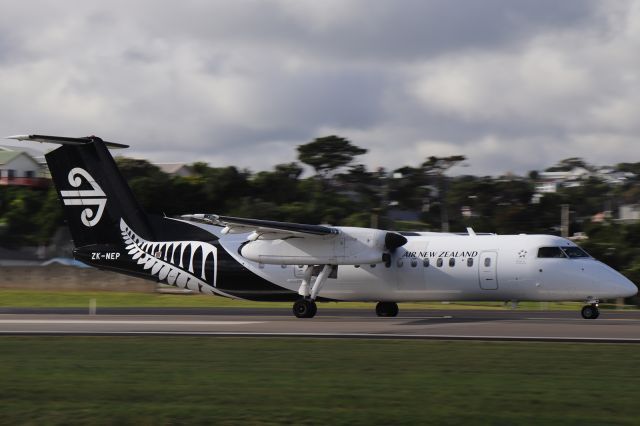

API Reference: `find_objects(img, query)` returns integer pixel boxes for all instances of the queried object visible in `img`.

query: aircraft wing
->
[182,213,407,265]
[181,214,339,239]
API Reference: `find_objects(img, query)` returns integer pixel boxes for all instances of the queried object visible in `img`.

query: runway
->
[1,308,640,342]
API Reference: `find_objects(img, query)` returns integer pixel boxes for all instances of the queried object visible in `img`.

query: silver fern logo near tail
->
[120,219,235,298]
[60,167,107,227]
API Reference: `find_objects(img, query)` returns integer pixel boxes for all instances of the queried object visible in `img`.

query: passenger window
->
[484,258,491,267]
[423,258,430,267]
[449,258,455,267]
[537,247,566,258]
[436,258,443,267]
[467,258,473,267]
[411,259,417,267]
[397,259,403,267]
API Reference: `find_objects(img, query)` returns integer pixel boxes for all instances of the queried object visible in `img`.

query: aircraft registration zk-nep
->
[9,134,637,319]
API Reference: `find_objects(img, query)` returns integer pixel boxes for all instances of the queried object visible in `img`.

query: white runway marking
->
[525,317,640,322]
[0,330,639,342]
[0,319,263,326]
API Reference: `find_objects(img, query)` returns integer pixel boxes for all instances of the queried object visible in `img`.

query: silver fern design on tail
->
[120,219,234,298]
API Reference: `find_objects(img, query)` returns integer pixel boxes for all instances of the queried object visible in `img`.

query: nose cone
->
[617,276,638,298]
[595,264,638,298]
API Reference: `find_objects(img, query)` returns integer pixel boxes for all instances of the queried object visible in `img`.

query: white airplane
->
[10,134,637,319]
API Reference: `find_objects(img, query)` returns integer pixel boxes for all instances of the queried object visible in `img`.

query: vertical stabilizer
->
[33,135,153,247]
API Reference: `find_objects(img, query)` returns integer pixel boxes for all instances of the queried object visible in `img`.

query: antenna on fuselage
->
[466,227,476,236]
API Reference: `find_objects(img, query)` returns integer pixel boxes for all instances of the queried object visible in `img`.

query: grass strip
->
[0,337,638,425]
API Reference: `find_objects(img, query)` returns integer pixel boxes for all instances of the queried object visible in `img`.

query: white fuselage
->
[215,230,637,303]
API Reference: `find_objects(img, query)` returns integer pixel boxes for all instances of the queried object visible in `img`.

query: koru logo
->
[60,167,107,227]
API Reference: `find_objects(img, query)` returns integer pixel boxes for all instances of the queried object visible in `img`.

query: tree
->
[420,155,466,176]
[250,163,304,205]
[0,187,47,246]
[115,157,165,181]
[546,157,592,172]
[297,136,367,178]
[616,162,640,177]
[421,155,466,232]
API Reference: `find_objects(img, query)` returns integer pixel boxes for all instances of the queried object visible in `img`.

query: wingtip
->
[5,135,31,141]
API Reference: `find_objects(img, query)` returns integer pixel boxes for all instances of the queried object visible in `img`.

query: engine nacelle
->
[239,227,403,265]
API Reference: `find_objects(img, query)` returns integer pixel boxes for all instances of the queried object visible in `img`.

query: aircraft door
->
[478,251,498,290]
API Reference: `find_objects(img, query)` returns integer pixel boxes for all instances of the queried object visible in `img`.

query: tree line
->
[1,135,639,286]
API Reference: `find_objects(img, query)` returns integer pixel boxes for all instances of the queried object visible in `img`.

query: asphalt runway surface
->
[1,307,640,342]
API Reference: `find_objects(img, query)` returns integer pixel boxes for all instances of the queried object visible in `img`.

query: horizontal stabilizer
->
[6,134,129,149]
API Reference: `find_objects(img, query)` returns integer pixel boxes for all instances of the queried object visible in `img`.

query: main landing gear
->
[291,265,401,319]
[293,299,317,318]
[293,265,333,318]
[581,303,600,320]
[376,302,399,317]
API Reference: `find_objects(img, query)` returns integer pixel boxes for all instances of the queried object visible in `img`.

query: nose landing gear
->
[581,303,600,320]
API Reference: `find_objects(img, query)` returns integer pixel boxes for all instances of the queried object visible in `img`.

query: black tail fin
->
[38,135,155,247]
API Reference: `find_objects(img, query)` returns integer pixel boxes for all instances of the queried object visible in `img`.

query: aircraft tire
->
[581,305,599,320]
[293,299,317,318]
[376,302,399,317]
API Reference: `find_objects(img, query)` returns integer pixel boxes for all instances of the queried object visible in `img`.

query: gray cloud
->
[0,0,638,176]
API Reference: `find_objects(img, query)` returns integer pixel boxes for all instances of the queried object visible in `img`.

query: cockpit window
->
[561,246,590,258]
[537,247,567,258]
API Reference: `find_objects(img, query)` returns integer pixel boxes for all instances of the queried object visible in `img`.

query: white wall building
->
[619,204,640,223]
[155,163,194,177]
[0,149,48,188]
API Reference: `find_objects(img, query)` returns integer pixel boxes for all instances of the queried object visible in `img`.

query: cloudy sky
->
[0,0,639,175]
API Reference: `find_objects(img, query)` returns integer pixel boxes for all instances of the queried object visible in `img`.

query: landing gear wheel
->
[581,304,600,320]
[293,299,317,318]
[376,302,399,317]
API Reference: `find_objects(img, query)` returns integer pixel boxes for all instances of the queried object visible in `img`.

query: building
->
[0,148,49,188]
[618,204,640,223]
[595,167,635,186]
[534,165,636,196]
[535,168,591,194]
[154,163,194,177]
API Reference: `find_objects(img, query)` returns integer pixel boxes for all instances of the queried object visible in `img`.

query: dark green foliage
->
[250,163,304,205]
[297,135,367,177]
[0,185,63,247]
[115,157,165,180]
[421,155,467,175]
[546,157,592,172]
[616,162,640,175]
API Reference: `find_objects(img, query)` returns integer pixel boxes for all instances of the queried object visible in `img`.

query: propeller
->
[384,232,407,252]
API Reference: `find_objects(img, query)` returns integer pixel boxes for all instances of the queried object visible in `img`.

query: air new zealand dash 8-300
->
[9,134,637,319]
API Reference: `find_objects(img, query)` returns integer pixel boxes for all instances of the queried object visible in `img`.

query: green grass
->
[1,289,630,310]
[0,337,639,425]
